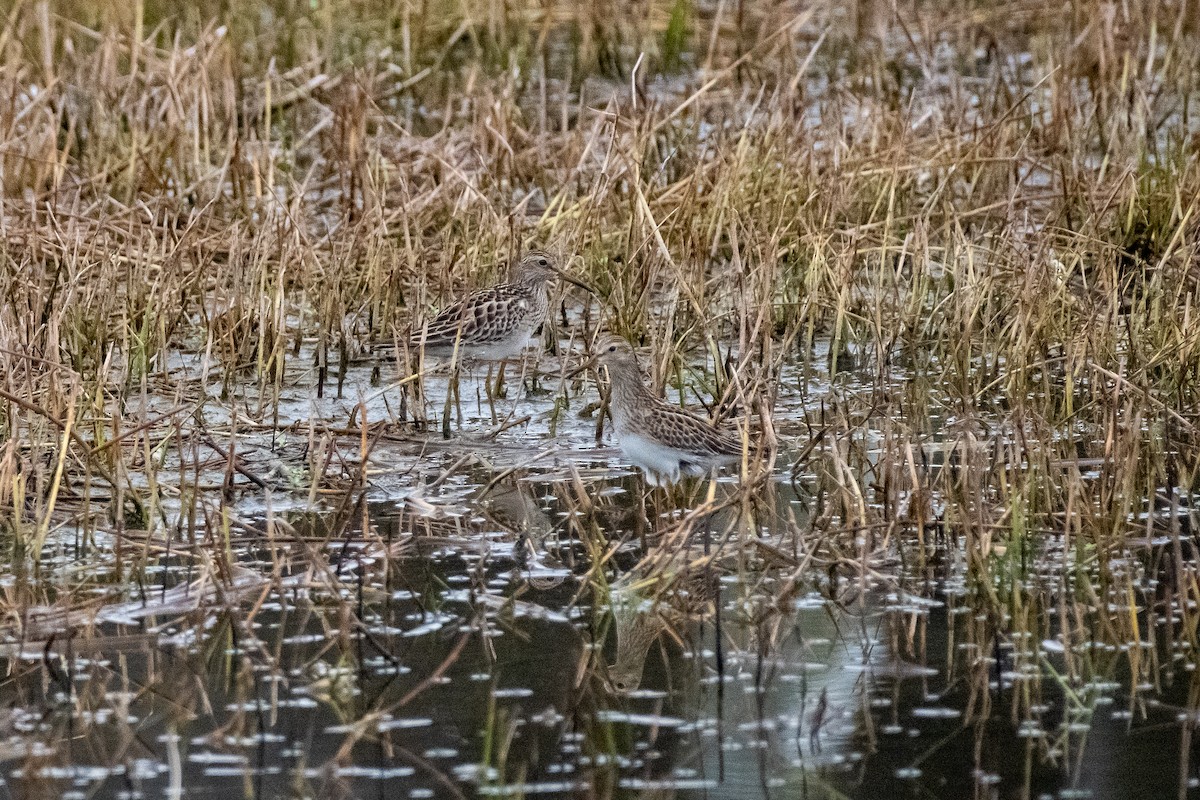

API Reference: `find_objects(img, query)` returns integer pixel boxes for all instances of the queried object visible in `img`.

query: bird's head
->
[517,250,559,282]
[593,334,640,371]
[515,249,596,295]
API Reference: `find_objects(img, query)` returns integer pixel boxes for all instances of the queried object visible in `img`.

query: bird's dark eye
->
[538,258,549,267]
[607,344,617,352]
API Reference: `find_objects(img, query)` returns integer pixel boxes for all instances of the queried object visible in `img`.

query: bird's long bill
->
[565,354,596,379]
[552,266,599,296]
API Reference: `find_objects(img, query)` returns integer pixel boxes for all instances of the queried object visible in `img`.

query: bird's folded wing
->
[410,288,526,346]
[652,408,743,457]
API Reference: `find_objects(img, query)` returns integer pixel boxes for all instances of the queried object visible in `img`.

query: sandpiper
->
[408,250,589,362]
[589,335,743,485]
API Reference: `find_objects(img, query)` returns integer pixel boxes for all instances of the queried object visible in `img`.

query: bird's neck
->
[515,274,549,291]
[608,366,654,421]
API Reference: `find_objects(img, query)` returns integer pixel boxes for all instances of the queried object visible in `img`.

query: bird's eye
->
[538,258,549,267]
[607,344,617,353]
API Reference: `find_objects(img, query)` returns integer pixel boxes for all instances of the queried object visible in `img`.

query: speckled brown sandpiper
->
[590,335,743,485]
[409,250,589,362]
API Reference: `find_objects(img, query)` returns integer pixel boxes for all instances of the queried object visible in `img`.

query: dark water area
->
[2,467,1198,800]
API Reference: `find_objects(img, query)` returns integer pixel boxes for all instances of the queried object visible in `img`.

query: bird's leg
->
[407,348,429,429]
[455,366,464,428]
[636,471,663,539]
[700,469,720,551]
[484,363,499,425]
[396,349,414,427]
[664,475,690,517]
[523,357,540,395]
[634,479,653,544]
[492,360,508,400]
[442,360,460,439]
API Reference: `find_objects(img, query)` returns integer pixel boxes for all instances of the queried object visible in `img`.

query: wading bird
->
[587,335,744,486]
[409,250,590,363]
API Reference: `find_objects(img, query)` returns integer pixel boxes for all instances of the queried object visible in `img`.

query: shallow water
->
[3,565,1195,800]
[4,388,1200,800]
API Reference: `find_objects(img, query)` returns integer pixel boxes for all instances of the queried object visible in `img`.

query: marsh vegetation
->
[2,0,1200,797]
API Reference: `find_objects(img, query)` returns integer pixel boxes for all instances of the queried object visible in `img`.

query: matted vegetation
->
[1,0,1200,798]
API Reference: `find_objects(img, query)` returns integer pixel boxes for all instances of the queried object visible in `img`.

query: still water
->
[1,457,1196,800]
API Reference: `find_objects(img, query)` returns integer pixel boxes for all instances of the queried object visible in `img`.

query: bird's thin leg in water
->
[635,478,655,545]
[484,364,498,425]
[702,469,721,546]
[442,360,461,439]
[705,470,721,518]
[636,488,649,550]
[521,355,538,399]
[492,360,507,400]
[455,367,464,427]
[523,356,541,396]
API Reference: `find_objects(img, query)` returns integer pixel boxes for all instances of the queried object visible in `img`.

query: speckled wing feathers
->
[635,399,743,459]
[410,285,538,349]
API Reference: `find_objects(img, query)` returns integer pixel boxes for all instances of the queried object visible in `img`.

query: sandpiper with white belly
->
[409,250,589,363]
[589,335,743,485]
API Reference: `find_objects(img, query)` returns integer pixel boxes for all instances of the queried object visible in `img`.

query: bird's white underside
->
[466,331,535,360]
[616,431,738,485]
[420,330,534,361]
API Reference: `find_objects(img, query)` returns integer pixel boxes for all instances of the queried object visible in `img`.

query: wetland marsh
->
[2,1,1200,798]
